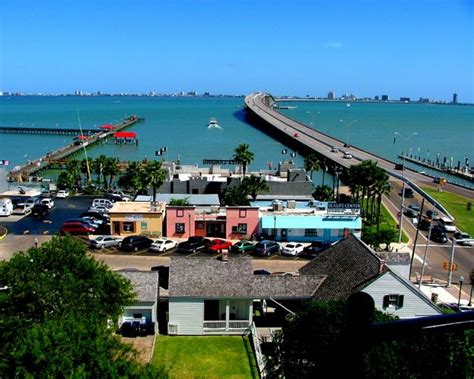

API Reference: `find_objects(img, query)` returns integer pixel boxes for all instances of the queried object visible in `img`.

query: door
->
[113,221,121,235]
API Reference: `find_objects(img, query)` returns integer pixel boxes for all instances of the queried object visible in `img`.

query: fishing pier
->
[8,115,144,181]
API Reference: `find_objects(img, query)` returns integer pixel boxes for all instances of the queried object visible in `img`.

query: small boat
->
[207,118,221,128]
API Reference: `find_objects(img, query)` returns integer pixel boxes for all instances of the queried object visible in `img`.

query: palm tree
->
[224,185,250,206]
[103,157,119,190]
[242,175,269,201]
[313,185,333,201]
[304,154,320,182]
[93,155,108,189]
[233,144,254,176]
[118,161,142,194]
[142,160,166,203]
[65,160,81,190]
[80,158,91,185]
[373,169,391,229]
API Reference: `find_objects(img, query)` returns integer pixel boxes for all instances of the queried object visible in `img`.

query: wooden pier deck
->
[0,126,99,136]
[9,115,143,181]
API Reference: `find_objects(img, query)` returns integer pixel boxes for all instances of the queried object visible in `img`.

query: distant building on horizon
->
[327,91,336,100]
[374,95,379,101]
[400,97,410,102]
[381,94,389,101]
[452,93,458,104]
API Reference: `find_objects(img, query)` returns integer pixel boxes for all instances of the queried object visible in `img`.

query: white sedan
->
[56,190,70,198]
[279,242,305,256]
[12,203,32,215]
[41,198,55,209]
[149,239,179,252]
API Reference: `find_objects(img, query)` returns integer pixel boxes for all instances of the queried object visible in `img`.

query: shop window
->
[122,222,135,233]
[177,209,184,217]
[239,209,247,218]
[175,223,185,233]
[383,294,404,309]
[305,229,318,237]
[232,223,247,234]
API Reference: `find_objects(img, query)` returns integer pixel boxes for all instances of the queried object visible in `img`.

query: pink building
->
[166,206,259,240]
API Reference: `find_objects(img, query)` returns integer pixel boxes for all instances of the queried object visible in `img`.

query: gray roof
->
[117,270,159,302]
[299,235,383,301]
[135,193,220,205]
[169,257,324,299]
[375,252,411,264]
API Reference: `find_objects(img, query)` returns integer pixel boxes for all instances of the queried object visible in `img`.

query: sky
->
[1,0,473,102]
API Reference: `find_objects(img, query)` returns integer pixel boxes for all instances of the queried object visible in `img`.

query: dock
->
[9,115,143,181]
[0,126,99,136]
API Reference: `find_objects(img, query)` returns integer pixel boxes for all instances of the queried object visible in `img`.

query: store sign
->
[125,214,144,221]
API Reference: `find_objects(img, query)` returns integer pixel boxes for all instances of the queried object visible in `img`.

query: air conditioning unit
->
[168,323,178,335]
[272,200,283,211]
[210,205,220,213]
[287,200,296,209]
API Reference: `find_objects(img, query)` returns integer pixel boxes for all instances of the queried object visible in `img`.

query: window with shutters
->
[383,294,404,309]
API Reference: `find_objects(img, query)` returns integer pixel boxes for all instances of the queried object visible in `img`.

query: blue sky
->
[1,0,473,102]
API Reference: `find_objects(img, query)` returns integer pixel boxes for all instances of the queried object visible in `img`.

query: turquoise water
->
[0,96,472,186]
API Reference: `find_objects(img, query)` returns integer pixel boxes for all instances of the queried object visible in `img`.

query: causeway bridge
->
[244,93,473,218]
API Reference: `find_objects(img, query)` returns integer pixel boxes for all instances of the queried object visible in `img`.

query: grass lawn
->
[422,187,474,236]
[151,336,259,379]
[380,204,409,243]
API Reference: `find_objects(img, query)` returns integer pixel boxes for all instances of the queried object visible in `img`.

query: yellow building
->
[109,202,165,237]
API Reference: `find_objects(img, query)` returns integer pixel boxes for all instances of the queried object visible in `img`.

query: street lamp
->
[458,276,464,307]
[339,119,357,148]
[394,131,418,243]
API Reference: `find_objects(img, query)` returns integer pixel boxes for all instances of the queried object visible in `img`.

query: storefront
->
[109,202,165,237]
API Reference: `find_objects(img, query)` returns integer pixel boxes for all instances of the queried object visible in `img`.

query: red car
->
[60,221,95,235]
[207,239,232,253]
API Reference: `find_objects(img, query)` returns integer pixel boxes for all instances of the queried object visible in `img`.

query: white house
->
[167,257,325,335]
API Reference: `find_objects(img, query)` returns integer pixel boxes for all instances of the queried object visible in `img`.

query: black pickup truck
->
[31,203,49,218]
[178,236,211,254]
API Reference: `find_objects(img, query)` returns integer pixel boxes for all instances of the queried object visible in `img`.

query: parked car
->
[119,235,153,252]
[437,217,456,233]
[149,239,179,252]
[40,198,55,209]
[81,216,104,228]
[106,191,131,202]
[207,239,233,253]
[88,205,110,214]
[331,146,339,153]
[429,226,448,244]
[90,235,123,249]
[231,240,256,254]
[56,190,69,198]
[453,231,472,246]
[60,221,95,235]
[92,198,114,209]
[66,218,100,230]
[80,211,110,224]
[280,242,304,256]
[426,210,440,221]
[253,269,271,275]
[177,236,211,254]
[399,188,414,198]
[254,240,280,256]
[31,203,49,218]
[300,241,331,259]
[25,197,41,208]
[12,203,32,215]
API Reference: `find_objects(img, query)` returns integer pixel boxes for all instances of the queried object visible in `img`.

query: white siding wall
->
[362,273,441,318]
[169,298,204,335]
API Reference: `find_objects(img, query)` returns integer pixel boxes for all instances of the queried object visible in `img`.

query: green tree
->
[241,175,269,201]
[233,143,254,176]
[142,160,166,203]
[313,185,333,201]
[0,236,162,377]
[93,154,108,189]
[362,225,398,251]
[169,197,190,206]
[103,157,119,190]
[267,299,472,378]
[80,158,92,185]
[304,154,320,181]
[65,159,81,190]
[56,171,76,191]
[224,185,250,206]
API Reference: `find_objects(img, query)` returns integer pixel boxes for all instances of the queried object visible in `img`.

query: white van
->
[92,198,114,209]
[0,198,13,216]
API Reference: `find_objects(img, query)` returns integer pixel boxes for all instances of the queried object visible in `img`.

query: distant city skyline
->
[1,0,473,102]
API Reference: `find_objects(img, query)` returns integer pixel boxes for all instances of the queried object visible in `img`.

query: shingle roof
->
[299,235,383,301]
[375,252,411,264]
[169,257,324,299]
[117,270,159,302]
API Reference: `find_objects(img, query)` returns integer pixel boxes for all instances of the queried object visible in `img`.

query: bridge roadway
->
[245,93,473,217]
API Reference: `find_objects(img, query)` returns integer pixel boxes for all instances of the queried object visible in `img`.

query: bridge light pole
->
[394,131,418,243]
[339,119,357,148]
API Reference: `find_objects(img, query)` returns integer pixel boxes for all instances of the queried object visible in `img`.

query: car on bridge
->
[343,152,353,159]
[429,226,448,244]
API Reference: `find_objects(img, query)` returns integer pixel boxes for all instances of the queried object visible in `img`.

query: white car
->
[343,152,353,159]
[41,198,55,209]
[12,203,32,215]
[149,238,179,252]
[56,190,70,198]
[90,235,123,249]
[279,242,305,256]
[438,217,456,233]
[88,205,110,214]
